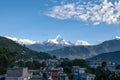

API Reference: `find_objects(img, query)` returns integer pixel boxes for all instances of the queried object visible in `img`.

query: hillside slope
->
[88,51,120,63]
[0,36,51,59]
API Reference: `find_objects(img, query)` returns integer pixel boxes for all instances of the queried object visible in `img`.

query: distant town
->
[1,57,120,80]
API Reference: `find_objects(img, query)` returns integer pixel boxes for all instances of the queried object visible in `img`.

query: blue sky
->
[0,0,120,44]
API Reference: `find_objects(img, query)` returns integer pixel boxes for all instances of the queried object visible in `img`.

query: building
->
[46,59,61,67]
[6,67,32,80]
[88,60,103,68]
[72,66,86,74]
[51,70,59,80]
[88,59,116,70]
[80,73,95,80]
[44,67,64,80]
[72,66,95,80]
[0,74,6,80]
[58,73,69,80]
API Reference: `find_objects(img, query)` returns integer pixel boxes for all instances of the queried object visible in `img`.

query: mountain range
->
[6,35,90,52]
[47,39,120,59]
[5,35,120,59]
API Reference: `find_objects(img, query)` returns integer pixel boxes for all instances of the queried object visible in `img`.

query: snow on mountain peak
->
[5,35,90,46]
[5,36,38,45]
[5,36,18,41]
[17,38,38,45]
[115,36,120,39]
[56,34,62,40]
[75,40,90,46]
[45,35,72,45]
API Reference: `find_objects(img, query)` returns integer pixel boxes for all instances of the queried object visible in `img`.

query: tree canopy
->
[0,47,18,74]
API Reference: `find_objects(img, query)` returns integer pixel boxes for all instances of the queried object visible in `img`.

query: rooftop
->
[6,67,28,77]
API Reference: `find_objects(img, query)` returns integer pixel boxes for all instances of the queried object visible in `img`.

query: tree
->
[41,62,46,67]
[64,66,72,73]
[16,61,25,67]
[0,47,18,74]
[116,64,120,69]
[72,59,87,67]
[102,61,107,68]
[95,66,111,80]
[85,67,95,74]
[52,55,57,59]
[25,61,34,69]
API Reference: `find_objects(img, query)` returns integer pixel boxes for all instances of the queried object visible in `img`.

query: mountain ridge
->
[5,35,90,52]
[88,50,120,63]
[3,35,120,59]
[47,39,120,59]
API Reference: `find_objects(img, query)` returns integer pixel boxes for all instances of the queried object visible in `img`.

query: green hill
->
[0,36,51,60]
[88,51,120,63]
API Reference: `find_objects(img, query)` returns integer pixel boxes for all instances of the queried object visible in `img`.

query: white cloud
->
[75,40,90,46]
[46,3,76,20]
[46,0,120,25]
[5,36,38,45]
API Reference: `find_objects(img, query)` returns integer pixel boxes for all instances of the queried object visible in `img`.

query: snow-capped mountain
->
[43,35,72,46]
[27,35,73,52]
[75,40,90,46]
[5,36,39,45]
[5,35,90,52]
[115,36,120,40]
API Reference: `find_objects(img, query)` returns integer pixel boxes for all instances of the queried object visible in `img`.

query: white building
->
[58,73,69,80]
[72,66,95,80]
[6,67,32,80]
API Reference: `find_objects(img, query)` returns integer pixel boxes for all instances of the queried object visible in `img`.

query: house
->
[6,67,32,80]
[88,59,116,70]
[58,73,69,80]
[72,66,95,80]
[51,70,59,80]
[88,59,103,68]
[0,74,6,80]
[44,67,64,80]
[80,73,95,80]
[46,59,60,67]
[72,66,86,74]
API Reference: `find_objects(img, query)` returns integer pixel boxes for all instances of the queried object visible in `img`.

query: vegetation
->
[16,60,46,69]
[61,58,87,67]
[60,59,120,80]
[89,51,120,63]
[0,47,18,74]
[89,62,120,80]
[60,59,88,79]
[116,64,120,69]
[95,67,111,80]
[0,36,52,60]
[0,36,51,74]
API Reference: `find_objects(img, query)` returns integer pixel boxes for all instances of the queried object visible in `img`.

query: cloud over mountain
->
[46,0,120,25]
[75,40,90,46]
